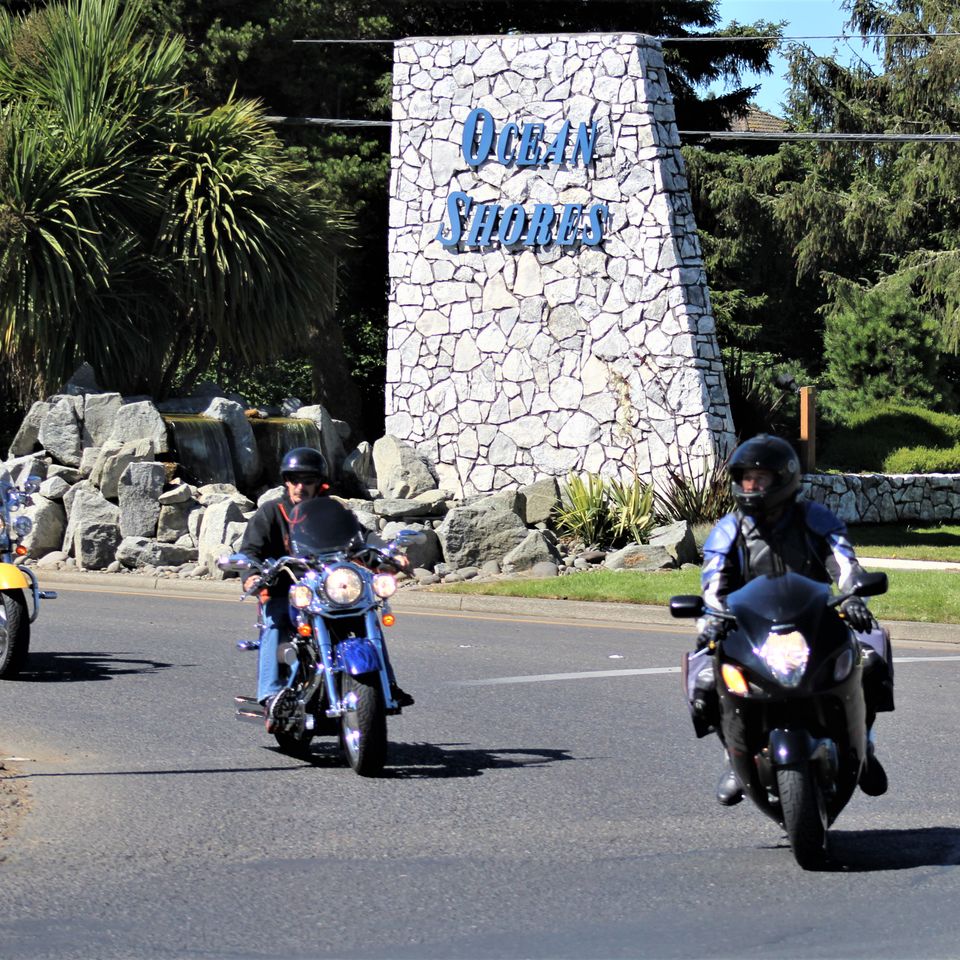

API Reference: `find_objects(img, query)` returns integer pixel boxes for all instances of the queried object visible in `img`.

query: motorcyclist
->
[239,446,414,731]
[695,433,893,806]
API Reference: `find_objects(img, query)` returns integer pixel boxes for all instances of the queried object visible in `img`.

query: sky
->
[712,0,882,116]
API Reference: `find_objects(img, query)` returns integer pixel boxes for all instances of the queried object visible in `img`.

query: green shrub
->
[553,472,655,548]
[818,402,960,472]
[884,444,960,473]
[654,454,734,524]
[823,278,942,413]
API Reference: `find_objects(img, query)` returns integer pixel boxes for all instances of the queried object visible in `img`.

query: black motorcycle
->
[671,570,889,869]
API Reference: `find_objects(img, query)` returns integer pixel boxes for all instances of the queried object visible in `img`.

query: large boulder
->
[108,400,170,454]
[342,441,375,491]
[82,393,123,447]
[436,499,528,568]
[380,521,443,570]
[604,543,675,571]
[20,495,67,558]
[501,530,561,572]
[296,404,345,479]
[157,500,202,544]
[7,401,50,459]
[647,520,698,566]
[197,499,247,574]
[37,396,83,467]
[116,536,198,568]
[518,478,560,526]
[372,436,438,498]
[203,397,261,489]
[62,481,120,556]
[74,520,122,570]
[118,461,165,538]
[91,439,157,500]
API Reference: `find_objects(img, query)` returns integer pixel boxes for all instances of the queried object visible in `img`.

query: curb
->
[27,568,960,646]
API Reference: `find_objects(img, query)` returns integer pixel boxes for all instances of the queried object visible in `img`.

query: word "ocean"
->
[436,108,609,249]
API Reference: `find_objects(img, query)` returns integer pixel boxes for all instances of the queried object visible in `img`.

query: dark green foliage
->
[818,402,960,472]
[822,277,942,414]
[654,453,734,524]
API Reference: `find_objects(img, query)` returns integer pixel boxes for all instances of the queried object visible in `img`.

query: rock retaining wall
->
[387,32,735,498]
[803,473,960,524]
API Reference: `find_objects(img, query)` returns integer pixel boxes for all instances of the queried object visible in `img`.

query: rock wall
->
[803,473,960,524]
[387,33,735,498]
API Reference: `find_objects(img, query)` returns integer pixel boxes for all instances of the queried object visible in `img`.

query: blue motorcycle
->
[218,499,423,776]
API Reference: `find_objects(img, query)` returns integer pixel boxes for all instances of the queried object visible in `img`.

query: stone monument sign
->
[387,33,735,496]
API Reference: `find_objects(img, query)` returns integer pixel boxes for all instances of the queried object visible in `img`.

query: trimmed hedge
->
[819,403,960,473]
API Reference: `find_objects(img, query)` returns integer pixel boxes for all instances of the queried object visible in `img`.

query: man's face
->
[741,468,775,493]
[284,473,321,504]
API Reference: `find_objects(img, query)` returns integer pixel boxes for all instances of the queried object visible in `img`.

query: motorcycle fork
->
[363,609,397,710]
[309,617,346,718]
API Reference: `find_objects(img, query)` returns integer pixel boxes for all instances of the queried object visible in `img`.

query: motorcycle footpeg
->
[38,590,58,600]
[236,639,261,651]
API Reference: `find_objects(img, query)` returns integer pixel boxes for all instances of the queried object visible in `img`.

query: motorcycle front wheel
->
[339,672,387,776]
[0,589,29,680]
[777,763,828,870]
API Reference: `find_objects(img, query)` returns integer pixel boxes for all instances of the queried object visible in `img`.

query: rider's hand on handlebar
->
[242,574,261,594]
[696,617,727,651]
[840,596,873,632]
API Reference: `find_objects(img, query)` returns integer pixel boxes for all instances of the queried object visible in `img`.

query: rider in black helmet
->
[240,447,414,731]
[692,434,893,806]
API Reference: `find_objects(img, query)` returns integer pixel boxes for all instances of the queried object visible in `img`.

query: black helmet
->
[280,447,327,483]
[728,434,801,518]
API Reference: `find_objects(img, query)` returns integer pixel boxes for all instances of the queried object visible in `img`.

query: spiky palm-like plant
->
[0,0,350,403]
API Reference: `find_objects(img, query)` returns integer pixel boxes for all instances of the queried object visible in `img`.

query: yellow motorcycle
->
[0,470,57,678]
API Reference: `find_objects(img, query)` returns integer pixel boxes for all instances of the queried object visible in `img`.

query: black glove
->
[840,596,873,633]
[696,617,727,651]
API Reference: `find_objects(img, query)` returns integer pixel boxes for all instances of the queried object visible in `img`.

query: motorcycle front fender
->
[768,728,819,766]
[0,563,30,591]
[335,637,382,676]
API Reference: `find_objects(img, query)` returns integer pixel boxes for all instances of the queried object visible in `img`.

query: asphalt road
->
[1,584,959,959]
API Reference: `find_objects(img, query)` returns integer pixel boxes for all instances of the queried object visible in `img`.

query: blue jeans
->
[257,596,293,703]
[256,596,400,703]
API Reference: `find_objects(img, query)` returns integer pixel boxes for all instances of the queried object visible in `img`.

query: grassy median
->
[431,522,960,624]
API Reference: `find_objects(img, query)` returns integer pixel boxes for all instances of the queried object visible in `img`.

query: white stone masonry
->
[388,33,735,496]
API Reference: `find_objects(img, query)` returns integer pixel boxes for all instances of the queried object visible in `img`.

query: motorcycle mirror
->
[22,475,41,495]
[853,571,888,598]
[395,529,427,546]
[217,552,255,573]
[669,595,704,619]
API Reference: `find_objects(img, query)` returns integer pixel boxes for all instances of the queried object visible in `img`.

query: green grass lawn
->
[436,566,960,624]
[850,523,960,562]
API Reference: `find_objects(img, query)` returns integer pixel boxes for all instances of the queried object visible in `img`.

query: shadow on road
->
[381,741,575,779]
[13,651,175,683]
[826,827,960,871]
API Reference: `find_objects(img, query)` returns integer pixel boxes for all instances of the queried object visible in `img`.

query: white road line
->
[458,655,960,686]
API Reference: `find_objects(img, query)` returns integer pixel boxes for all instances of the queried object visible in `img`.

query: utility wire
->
[263,116,960,142]
[293,32,959,45]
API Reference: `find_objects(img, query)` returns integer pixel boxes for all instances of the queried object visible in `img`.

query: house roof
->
[727,105,790,133]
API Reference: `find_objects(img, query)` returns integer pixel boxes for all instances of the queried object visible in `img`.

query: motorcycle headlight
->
[758,630,809,688]
[13,516,32,538]
[372,573,397,598]
[289,583,314,609]
[323,566,364,606]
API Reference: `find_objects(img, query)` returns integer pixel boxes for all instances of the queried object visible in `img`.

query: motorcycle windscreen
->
[287,498,364,556]
[727,572,832,636]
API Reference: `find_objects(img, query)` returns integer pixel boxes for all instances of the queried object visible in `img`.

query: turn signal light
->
[721,663,749,696]
[297,623,313,637]
[382,613,396,627]
[14,545,27,556]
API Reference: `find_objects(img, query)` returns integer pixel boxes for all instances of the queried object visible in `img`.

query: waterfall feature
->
[250,419,323,484]
[163,416,237,487]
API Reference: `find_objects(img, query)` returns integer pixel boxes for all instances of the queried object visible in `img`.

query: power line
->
[263,116,960,143]
[292,32,959,45]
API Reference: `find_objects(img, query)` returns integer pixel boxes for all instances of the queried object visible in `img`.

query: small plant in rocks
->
[552,472,655,549]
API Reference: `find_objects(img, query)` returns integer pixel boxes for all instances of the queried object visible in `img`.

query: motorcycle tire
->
[0,589,29,680]
[777,763,828,870]
[339,672,387,777]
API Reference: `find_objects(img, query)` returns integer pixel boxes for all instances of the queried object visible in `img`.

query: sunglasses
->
[286,474,320,486]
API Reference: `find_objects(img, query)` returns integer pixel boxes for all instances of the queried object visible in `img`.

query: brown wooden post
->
[799,386,816,472]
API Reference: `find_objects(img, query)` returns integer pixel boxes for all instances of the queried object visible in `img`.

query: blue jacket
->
[701,500,864,612]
